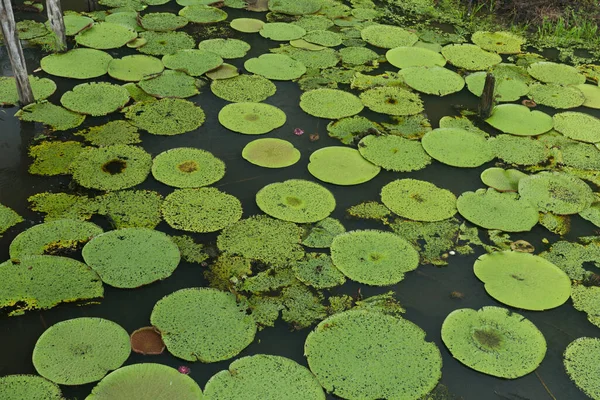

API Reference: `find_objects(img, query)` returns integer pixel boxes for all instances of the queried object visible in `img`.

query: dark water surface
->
[1,1,600,399]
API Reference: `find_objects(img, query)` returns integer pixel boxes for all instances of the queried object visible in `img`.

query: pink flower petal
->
[294,128,304,136]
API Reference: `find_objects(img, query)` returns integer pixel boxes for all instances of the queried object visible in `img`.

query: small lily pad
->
[268,0,323,15]
[230,17,264,33]
[386,46,446,68]
[303,30,342,47]
[138,31,195,56]
[206,63,240,80]
[339,46,378,65]
[577,83,600,109]
[28,141,85,176]
[301,217,345,248]
[360,86,424,116]
[486,104,553,136]
[218,102,286,134]
[124,98,205,135]
[308,146,380,185]
[245,54,306,80]
[179,5,228,23]
[553,111,600,143]
[74,120,141,146]
[152,147,225,188]
[481,167,528,192]
[422,128,493,167]
[140,12,188,31]
[259,22,306,41]
[242,138,300,168]
[0,76,56,106]
[489,134,549,165]
[358,134,431,172]
[381,179,457,222]
[60,82,130,116]
[527,83,585,109]
[300,88,363,119]
[211,74,276,102]
[0,204,23,235]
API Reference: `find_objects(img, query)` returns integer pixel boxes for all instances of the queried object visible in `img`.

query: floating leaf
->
[480,167,528,192]
[381,179,457,222]
[108,55,164,82]
[564,337,600,400]
[179,5,228,23]
[307,146,380,185]
[15,102,85,131]
[218,102,286,134]
[359,86,424,116]
[140,12,188,31]
[75,22,137,49]
[400,66,465,96]
[75,120,141,147]
[124,98,205,135]
[162,49,223,76]
[259,22,306,41]
[138,70,199,99]
[441,44,502,71]
[360,24,418,48]
[300,88,363,119]
[527,61,586,85]
[211,74,276,102]
[0,76,56,106]
[197,38,251,59]
[386,46,446,68]
[553,111,600,143]
[245,53,306,80]
[300,217,345,248]
[152,147,225,188]
[230,17,264,33]
[242,138,301,168]
[527,83,585,109]
[138,31,195,56]
[422,128,493,167]
[130,327,165,355]
[486,104,553,136]
[0,375,62,400]
[470,31,525,54]
[60,82,130,116]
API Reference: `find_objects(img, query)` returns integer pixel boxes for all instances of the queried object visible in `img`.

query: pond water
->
[1,1,600,399]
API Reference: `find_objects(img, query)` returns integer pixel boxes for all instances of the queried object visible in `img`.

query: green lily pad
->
[465,64,531,102]
[358,134,431,172]
[400,66,465,96]
[206,63,240,80]
[381,179,457,222]
[15,102,85,131]
[60,82,130,116]
[471,31,525,54]
[104,11,142,32]
[518,171,594,214]
[441,306,546,378]
[211,74,276,102]
[151,287,256,362]
[87,363,203,400]
[138,31,195,56]
[473,251,571,310]
[305,310,442,399]
[242,138,301,168]
[564,337,600,400]
[162,49,223,76]
[218,102,286,134]
[0,255,103,316]
[527,61,586,85]
[82,228,180,288]
[63,14,94,36]
[33,317,130,385]
[561,140,600,170]
[0,204,23,235]
[360,24,418,48]
[480,167,528,192]
[268,0,323,15]
[386,46,446,68]
[577,83,600,109]
[140,12,188,31]
[152,147,225,188]
[123,82,155,102]
[138,70,199,99]
[0,76,56,106]
[441,44,502,71]
[108,55,164,82]
[75,22,137,49]
[94,189,163,229]
[28,140,85,176]
[0,375,63,400]
[124,98,205,135]
[527,83,585,109]
[422,128,493,167]
[179,5,228,23]
[75,120,141,146]
[244,54,306,80]
[271,45,340,69]
[303,30,342,47]
[486,104,553,136]
[327,115,384,144]
[571,284,600,328]
[331,230,419,285]
[489,134,549,165]
[230,17,264,33]
[308,146,380,185]
[256,179,336,223]
[553,111,600,143]
[346,201,391,220]
[300,88,363,119]
[197,38,251,59]
[204,354,325,399]
[9,219,102,259]
[17,20,49,39]
[293,252,345,288]
[339,46,378,65]
[457,189,539,232]
[260,22,306,41]
[359,86,424,116]
[41,49,113,79]
[70,145,151,191]
[161,188,243,233]
[300,217,345,248]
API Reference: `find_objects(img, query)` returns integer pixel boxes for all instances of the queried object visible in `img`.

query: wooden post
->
[45,0,66,51]
[478,72,495,119]
[87,0,99,11]
[0,0,34,105]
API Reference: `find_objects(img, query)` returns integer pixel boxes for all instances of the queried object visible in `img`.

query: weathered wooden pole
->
[45,0,66,50]
[87,0,99,11]
[0,0,34,105]
[478,72,495,119]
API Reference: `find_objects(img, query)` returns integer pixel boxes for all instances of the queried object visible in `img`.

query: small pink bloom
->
[178,366,191,374]
[294,128,304,136]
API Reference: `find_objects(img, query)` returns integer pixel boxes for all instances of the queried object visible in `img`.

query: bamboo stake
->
[478,72,495,119]
[45,0,66,51]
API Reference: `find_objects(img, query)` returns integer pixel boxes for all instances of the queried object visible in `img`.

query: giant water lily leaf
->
[489,134,549,165]
[230,17,264,33]
[527,83,585,109]
[124,98,205,135]
[75,22,137,49]
[138,70,200,99]
[527,61,586,85]
[300,89,363,119]
[268,0,323,15]
[471,31,525,54]
[60,82,130,116]
[571,284,600,328]
[0,375,63,400]
[577,83,600,109]
[386,46,446,69]
[360,86,424,116]
[480,167,528,192]
[218,102,286,134]
[441,44,502,71]
[108,55,164,82]
[179,5,228,23]
[0,76,56,106]
[27,141,85,176]
[259,22,306,41]
[358,134,431,172]
[360,24,418,48]
[307,146,380,185]
[422,128,493,167]
[211,74,276,102]
[553,111,600,143]
[151,147,225,188]
[63,13,94,36]
[242,138,300,168]
[400,66,464,96]
[486,104,553,136]
[465,64,531,102]
[0,204,23,235]
[138,31,195,56]
[381,179,457,222]
[162,49,223,76]
[15,102,85,131]
[245,54,306,80]
[564,337,600,399]
[197,38,251,59]
[293,252,345,288]
[140,12,188,31]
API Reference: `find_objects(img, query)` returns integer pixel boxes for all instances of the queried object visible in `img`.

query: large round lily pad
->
[465,65,531,102]
[140,12,188,31]
[138,31,196,56]
[244,54,306,80]
[400,66,465,96]
[63,14,94,36]
[268,0,323,15]
[527,83,585,109]
[138,70,199,99]
[218,102,286,134]
[230,17,264,33]
[242,138,301,168]
[259,22,306,41]
[150,287,256,362]
[360,24,418,48]
[198,38,251,59]
[480,167,528,192]
[386,46,446,68]
[70,145,152,191]
[422,128,493,167]
[330,230,419,285]
[564,337,600,399]
[0,375,63,400]
[381,179,457,222]
[60,82,130,117]
[486,104,553,136]
[553,111,600,143]
[33,317,130,385]
[0,76,56,106]
[442,44,502,71]
[442,306,546,378]
[162,49,223,76]
[0,204,23,235]
[300,88,363,119]
[161,188,243,233]
[527,61,586,85]
[489,134,549,165]
[27,140,85,176]
[152,147,225,188]
[293,252,346,288]
[359,86,424,116]
[211,74,276,102]
[15,102,86,131]
[471,31,525,54]
[75,22,137,49]
[305,310,442,399]
[82,228,180,288]
[473,251,571,311]
[124,98,205,135]
[577,83,600,109]
[308,146,380,185]
[256,179,336,223]
[358,134,431,172]
[108,55,164,82]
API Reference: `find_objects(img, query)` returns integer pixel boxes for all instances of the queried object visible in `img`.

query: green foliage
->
[0,204,23,235]
[75,121,141,146]
[41,48,113,79]
[301,217,346,248]
[16,102,86,131]
[381,179,457,222]
[0,375,63,400]
[124,98,205,135]
[308,146,380,185]
[152,147,225,188]
[218,102,287,134]
[170,235,209,264]
[564,337,600,399]
[60,82,130,116]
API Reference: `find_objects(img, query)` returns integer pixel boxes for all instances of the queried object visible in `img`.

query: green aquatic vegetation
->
[138,31,196,56]
[0,76,56,106]
[99,0,145,10]
[400,66,464,96]
[293,252,346,289]
[211,74,276,102]
[518,171,595,215]
[151,287,256,362]
[162,188,242,233]
[539,212,571,236]
[33,318,130,385]
[441,44,502,71]
[104,11,142,32]
[473,251,571,310]
[359,86,424,116]
[82,228,180,288]
[60,82,130,116]
[330,229,419,285]
[527,83,585,109]
[571,285,600,329]
[350,70,405,90]
[137,70,199,99]
[280,282,327,328]
[471,31,525,54]
[465,64,531,102]
[489,134,549,166]
[15,102,85,131]
[580,197,600,228]
[577,83,600,109]
[441,306,546,378]
[307,146,380,185]
[162,49,223,77]
[87,364,203,400]
[456,189,539,232]
[301,217,345,248]
[9,219,102,259]
[553,112,600,143]
[108,55,165,82]
[385,46,446,69]
[486,104,553,136]
[28,141,85,176]
[140,12,188,31]
[218,102,286,134]
[539,240,600,280]
[259,22,306,41]
[17,20,50,39]
[293,14,333,31]
[0,204,23,235]
[346,201,390,220]
[244,54,306,80]
[239,267,296,293]
[564,337,600,399]
[289,39,327,50]
[74,22,137,49]
[230,17,265,33]
[205,355,325,399]
[206,63,240,80]
[438,115,485,134]
[70,145,152,191]
[268,0,323,15]
[256,179,336,224]
[197,38,251,59]
[242,138,301,168]
[352,291,405,317]
[480,167,528,192]
[303,30,342,47]
[169,235,209,264]
[339,46,378,66]
[326,115,384,144]
[271,45,340,69]
[123,82,155,102]
[527,61,586,85]
[217,215,304,265]
[383,113,433,139]
[305,310,442,399]
[124,98,205,135]
[0,255,103,316]
[381,179,457,222]
[360,23,418,48]
[75,120,141,146]
[151,147,225,188]
[95,190,163,229]
[300,88,363,119]
[248,296,284,328]
[0,375,63,400]
[561,141,600,170]
[179,5,228,23]
[28,192,98,222]
[205,254,252,291]
[422,128,493,168]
